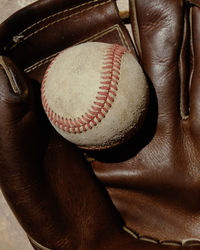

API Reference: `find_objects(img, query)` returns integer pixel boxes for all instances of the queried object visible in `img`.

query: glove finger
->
[189,4,200,133]
[0,57,75,249]
[0,56,127,249]
[129,0,185,124]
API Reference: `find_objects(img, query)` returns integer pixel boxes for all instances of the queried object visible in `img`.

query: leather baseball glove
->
[0,0,200,249]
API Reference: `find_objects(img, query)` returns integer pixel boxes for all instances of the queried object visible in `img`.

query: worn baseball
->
[41,42,149,150]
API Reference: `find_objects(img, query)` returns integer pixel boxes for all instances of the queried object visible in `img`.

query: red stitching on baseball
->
[89,110,98,116]
[41,44,127,134]
[94,101,104,107]
[85,113,93,120]
[82,115,90,123]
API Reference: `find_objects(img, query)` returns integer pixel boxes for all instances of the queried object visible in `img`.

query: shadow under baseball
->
[83,78,158,163]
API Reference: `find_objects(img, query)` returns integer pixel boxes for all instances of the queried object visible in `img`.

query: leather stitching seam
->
[24,25,130,73]
[131,0,141,57]
[179,3,190,120]
[41,44,127,134]
[15,0,102,36]
[123,226,200,246]
[8,0,112,50]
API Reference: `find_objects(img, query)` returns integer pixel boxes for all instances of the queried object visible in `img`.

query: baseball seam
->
[41,44,127,134]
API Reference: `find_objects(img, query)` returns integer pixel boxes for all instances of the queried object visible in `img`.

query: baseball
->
[41,42,149,150]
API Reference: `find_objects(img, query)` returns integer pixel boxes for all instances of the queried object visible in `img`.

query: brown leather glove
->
[92,0,200,247]
[0,0,200,249]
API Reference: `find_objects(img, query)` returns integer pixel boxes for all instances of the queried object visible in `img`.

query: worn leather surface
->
[0,0,200,249]
[91,0,200,245]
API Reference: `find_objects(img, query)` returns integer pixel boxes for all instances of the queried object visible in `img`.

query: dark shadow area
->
[83,78,158,163]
